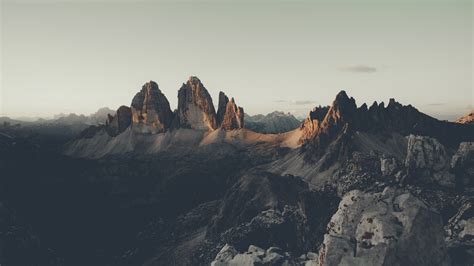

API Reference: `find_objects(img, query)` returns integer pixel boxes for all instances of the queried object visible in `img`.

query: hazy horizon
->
[1,0,473,121]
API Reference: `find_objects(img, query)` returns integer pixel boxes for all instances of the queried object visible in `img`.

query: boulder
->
[445,201,474,265]
[211,244,238,266]
[319,187,450,266]
[451,142,474,188]
[405,135,455,187]
[380,156,399,176]
[211,244,294,266]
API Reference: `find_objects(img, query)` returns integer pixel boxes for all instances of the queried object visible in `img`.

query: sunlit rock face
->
[217,92,244,130]
[456,110,474,125]
[299,90,474,149]
[175,76,218,131]
[299,105,330,143]
[130,81,173,134]
[106,105,132,136]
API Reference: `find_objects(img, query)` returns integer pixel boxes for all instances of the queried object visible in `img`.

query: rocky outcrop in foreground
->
[211,244,319,265]
[319,187,450,266]
[451,142,474,189]
[405,135,455,188]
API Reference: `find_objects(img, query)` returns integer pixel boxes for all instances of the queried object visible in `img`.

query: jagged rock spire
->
[106,105,132,136]
[218,94,244,130]
[131,81,173,133]
[216,91,229,126]
[175,76,218,130]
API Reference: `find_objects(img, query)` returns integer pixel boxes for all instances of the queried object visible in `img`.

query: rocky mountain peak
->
[216,91,229,126]
[106,105,132,136]
[176,76,218,130]
[130,81,173,133]
[216,91,244,130]
[300,91,474,157]
[299,90,356,145]
[187,75,201,86]
[220,94,244,130]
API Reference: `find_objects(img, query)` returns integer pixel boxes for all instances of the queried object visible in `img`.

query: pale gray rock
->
[451,142,474,188]
[452,142,474,169]
[380,156,398,176]
[445,201,474,265]
[319,187,450,266]
[211,244,300,265]
[405,135,455,187]
[248,245,265,257]
[211,244,238,266]
[459,218,474,240]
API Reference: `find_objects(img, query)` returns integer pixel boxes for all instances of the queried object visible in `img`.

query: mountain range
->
[1,76,474,265]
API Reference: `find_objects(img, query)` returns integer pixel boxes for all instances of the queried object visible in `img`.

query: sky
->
[1,0,473,120]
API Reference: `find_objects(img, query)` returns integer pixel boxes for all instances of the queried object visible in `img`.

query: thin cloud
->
[291,100,317,105]
[339,65,377,73]
[426,103,445,106]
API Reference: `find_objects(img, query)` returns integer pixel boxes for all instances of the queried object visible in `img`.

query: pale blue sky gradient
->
[1,0,473,120]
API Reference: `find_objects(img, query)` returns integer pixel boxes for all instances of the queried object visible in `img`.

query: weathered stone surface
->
[175,76,217,131]
[211,244,238,266]
[210,244,302,265]
[319,187,450,266]
[380,156,399,176]
[131,81,173,133]
[451,142,474,188]
[220,97,244,130]
[445,201,474,265]
[216,91,229,126]
[216,91,244,130]
[405,135,455,187]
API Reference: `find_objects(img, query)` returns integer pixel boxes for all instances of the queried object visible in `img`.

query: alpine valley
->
[1,76,474,266]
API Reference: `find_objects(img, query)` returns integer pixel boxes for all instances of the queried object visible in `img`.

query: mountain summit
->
[131,81,173,133]
[175,76,218,130]
[79,76,245,138]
